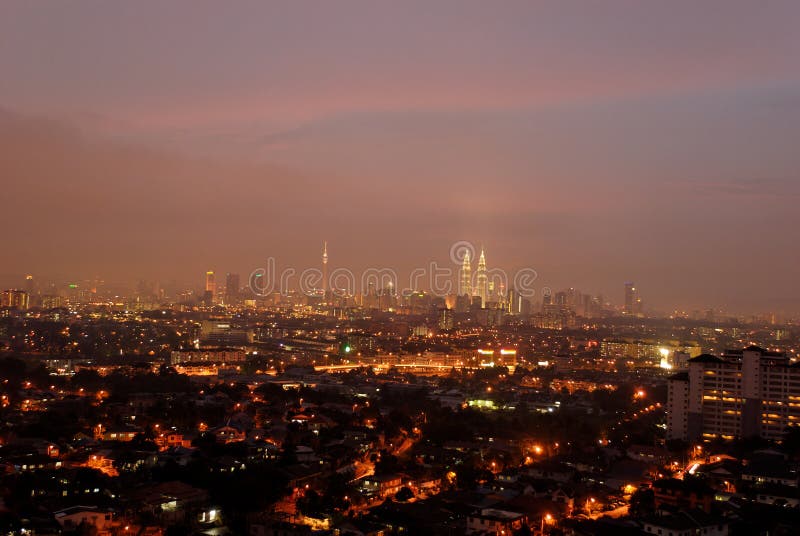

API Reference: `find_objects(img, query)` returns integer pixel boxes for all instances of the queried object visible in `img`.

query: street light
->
[541,513,552,533]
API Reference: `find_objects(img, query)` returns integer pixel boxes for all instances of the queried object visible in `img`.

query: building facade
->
[667,346,800,442]
[1,289,29,310]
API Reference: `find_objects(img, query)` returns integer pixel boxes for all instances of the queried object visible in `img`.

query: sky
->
[1,1,799,314]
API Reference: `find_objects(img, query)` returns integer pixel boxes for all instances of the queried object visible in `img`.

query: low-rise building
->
[466,508,526,535]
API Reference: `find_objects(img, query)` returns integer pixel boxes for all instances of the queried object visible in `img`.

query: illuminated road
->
[351,459,374,482]
[589,504,629,520]
[315,363,463,374]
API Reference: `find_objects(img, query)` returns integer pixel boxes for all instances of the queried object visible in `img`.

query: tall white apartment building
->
[667,346,800,442]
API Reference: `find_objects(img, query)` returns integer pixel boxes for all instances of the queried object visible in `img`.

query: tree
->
[783,426,800,459]
[395,486,414,502]
[279,439,298,466]
[76,521,99,536]
[629,488,655,517]
[374,450,399,475]
[130,432,159,451]
[165,526,191,536]
[0,512,20,535]
[71,369,103,391]
[514,524,532,536]
[192,432,219,452]
[296,490,323,516]
[325,473,350,502]
[455,455,482,490]
[0,357,27,385]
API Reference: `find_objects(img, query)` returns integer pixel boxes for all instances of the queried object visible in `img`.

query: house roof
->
[127,480,208,505]
[54,505,114,517]
[688,354,724,364]
[470,508,524,522]
[643,509,725,530]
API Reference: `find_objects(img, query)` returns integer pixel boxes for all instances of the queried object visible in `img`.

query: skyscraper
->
[204,271,216,304]
[460,250,472,297]
[1,289,29,310]
[438,307,455,330]
[476,248,488,308]
[225,273,240,304]
[507,288,530,316]
[24,275,36,308]
[624,282,642,316]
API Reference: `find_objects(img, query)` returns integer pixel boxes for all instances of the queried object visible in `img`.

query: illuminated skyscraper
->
[508,287,530,316]
[476,248,488,308]
[438,307,455,330]
[205,271,216,292]
[1,289,29,310]
[624,282,642,316]
[204,271,216,304]
[25,275,36,307]
[460,250,472,297]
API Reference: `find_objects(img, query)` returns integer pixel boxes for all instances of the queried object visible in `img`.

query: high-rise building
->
[200,320,253,346]
[455,293,471,313]
[204,271,216,304]
[225,273,240,304]
[507,288,531,316]
[205,271,216,293]
[438,308,455,330]
[460,250,472,297]
[623,282,642,316]
[379,282,396,311]
[667,346,800,442]
[41,294,62,309]
[24,275,37,308]
[476,248,488,308]
[1,289,29,310]
[542,289,553,306]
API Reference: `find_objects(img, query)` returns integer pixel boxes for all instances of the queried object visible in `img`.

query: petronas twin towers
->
[321,240,491,308]
[460,248,489,308]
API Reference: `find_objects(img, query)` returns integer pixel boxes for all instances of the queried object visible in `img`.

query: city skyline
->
[3,4,800,533]
[0,238,792,318]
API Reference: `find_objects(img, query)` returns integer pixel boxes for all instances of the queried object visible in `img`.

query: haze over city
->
[2,0,800,314]
[6,4,800,536]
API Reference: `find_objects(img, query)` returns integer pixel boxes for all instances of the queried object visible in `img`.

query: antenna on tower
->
[322,241,329,295]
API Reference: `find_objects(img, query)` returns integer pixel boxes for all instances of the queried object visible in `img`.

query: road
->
[589,504,629,520]
[351,459,375,482]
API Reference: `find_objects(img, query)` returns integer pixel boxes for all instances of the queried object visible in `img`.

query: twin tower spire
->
[461,247,488,308]
[323,241,488,307]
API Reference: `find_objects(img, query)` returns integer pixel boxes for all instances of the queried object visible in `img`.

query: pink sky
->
[1,1,799,313]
